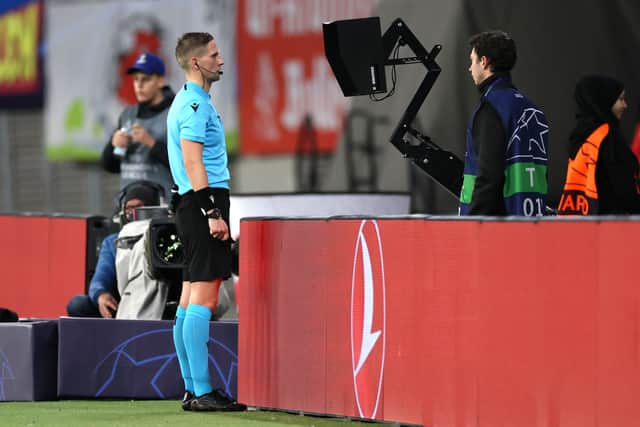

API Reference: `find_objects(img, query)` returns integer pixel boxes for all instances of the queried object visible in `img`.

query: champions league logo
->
[93,328,238,399]
[350,220,386,419]
[507,107,549,161]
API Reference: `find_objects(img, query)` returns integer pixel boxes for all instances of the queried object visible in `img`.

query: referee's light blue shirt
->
[167,81,230,195]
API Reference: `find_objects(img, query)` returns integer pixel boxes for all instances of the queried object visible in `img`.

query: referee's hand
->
[208,218,229,240]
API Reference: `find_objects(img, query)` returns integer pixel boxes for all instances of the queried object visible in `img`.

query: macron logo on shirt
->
[191,103,199,112]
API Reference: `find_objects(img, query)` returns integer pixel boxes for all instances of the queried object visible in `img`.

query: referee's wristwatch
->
[205,208,222,219]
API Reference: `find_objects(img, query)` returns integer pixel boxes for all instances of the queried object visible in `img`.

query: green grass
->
[0,400,374,427]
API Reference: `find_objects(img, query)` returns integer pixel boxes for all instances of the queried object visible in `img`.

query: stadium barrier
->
[0,318,238,401]
[239,217,640,427]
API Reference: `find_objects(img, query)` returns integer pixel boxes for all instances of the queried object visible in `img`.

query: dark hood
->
[569,75,624,156]
[123,182,161,206]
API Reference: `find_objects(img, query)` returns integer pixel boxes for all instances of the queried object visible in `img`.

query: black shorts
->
[175,188,232,282]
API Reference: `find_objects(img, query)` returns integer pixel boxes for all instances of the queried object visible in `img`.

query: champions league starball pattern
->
[93,328,238,399]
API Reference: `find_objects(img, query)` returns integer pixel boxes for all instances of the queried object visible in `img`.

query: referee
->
[167,32,245,412]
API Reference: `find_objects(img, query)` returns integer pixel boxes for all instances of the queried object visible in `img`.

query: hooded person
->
[557,75,640,215]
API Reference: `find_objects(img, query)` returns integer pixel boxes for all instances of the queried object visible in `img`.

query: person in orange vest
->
[557,75,640,215]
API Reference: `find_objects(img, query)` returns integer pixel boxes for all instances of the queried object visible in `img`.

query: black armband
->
[194,188,216,216]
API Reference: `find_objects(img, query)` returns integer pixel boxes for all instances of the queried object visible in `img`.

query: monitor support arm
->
[381,18,464,197]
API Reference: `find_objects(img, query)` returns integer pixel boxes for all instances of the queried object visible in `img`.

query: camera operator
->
[66,182,162,318]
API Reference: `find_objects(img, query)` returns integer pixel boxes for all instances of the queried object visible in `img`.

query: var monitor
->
[323,16,387,97]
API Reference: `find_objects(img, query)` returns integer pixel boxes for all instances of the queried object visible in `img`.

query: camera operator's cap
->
[126,52,165,76]
[123,183,161,206]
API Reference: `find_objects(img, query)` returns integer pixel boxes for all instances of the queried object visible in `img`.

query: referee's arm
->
[180,138,229,240]
[180,138,208,191]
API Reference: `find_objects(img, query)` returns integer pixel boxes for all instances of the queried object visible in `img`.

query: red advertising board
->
[237,0,373,154]
[239,218,640,426]
[0,215,87,317]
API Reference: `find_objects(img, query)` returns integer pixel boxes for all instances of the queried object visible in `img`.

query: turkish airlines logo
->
[350,220,386,419]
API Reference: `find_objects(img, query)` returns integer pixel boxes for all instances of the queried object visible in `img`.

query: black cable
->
[369,41,401,102]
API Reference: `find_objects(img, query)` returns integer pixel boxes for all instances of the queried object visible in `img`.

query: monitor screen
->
[323,17,387,97]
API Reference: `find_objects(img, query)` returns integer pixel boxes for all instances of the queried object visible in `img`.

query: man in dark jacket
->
[459,31,549,216]
[101,52,175,198]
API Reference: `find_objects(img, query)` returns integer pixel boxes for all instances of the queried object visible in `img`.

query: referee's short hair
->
[175,32,214,71]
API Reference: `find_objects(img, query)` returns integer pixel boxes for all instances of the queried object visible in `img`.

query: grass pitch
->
[0,400,375,427]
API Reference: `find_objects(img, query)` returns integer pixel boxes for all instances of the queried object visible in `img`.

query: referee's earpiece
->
[194,61,216,75]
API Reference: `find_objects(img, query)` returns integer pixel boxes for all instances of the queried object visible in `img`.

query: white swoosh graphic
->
[354,234,381,375]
